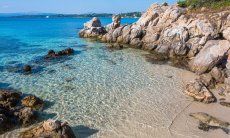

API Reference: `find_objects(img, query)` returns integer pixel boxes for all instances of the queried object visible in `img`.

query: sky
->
[0,0,177,14]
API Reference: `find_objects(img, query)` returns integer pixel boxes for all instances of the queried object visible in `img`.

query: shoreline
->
[79,2,230,137]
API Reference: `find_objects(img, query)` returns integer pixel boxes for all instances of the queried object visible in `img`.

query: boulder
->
[135,4,161,27]
[189,40,230,74]
[157,6,185,26]
[18,107,37,127]
[20,119,76,138]
[199,73,215,88]
[170,41,189,56]
[210,67,225,83]
[162,26,189,43]
[21,95,44,110]
[106,15,121,31]
[186,37,202,58]
[185,80,216,103]
[187,18,218,43]
[223,27,230,41]
[79,17,107,38]
[84,17,101,29]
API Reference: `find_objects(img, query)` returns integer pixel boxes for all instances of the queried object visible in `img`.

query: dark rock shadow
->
[43,100,55,110]
[4,63,45,75]
[72,125,99,138]
[144,53,190,70]
[37,112,57,121]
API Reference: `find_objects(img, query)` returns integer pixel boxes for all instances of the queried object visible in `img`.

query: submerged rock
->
[190,112,230,134]
[45,48,74,59]
[23,65,32,72]
[20,119,76,138]
[21,95,44,110]
[220,102,230,108]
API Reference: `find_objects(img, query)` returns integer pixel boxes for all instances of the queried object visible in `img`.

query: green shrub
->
[177,0,230,9]
[177,0,188,7]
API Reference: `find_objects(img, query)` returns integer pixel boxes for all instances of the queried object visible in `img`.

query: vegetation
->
[3,12,142,18]
[177,0,230,9]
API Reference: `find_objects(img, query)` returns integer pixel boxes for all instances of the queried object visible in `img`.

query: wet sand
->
[93,67,230,138]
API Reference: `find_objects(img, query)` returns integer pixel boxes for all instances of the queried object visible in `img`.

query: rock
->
[79,26,107,38]
[187,18,218,42]
[23,65,32,72]
[0,113,12,134]
[58,48,74,56]
[46,48,74,59]
[190,112,230,133]
[157,6,185,26]
[21,95,44,110]
[84,17,101,29]
[43,119,61,131]
[79,17,107,38]
[186,37,202,58]
[220,102,230,107]
[106,15,121,31]
[185,80,216,103]
[106,43,124,50]
[210,67,225,83]
[18,107,36,127]
[0,89,21,109]
[171,41,189,56]
[162,26,189,43]
[223,27,230,41]
[0,89,46,134]
[199,73,215,88]
[135,4,161,27]
[155,43,170,54]
[20,119,76,138]
[189,40,230,74]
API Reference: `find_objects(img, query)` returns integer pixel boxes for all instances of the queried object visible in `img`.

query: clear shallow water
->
[0,17,196,137]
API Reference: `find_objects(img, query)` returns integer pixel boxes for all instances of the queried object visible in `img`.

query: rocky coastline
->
[79,3,230,133]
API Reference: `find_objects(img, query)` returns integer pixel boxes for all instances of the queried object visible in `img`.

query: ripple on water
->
[0,42,197,137]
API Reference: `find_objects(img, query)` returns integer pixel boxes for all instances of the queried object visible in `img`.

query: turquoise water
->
[0,17,193,137]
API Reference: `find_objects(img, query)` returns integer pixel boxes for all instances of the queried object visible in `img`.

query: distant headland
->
[0,12,142,18]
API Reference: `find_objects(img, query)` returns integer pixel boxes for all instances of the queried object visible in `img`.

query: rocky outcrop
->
[20,119,76,138]
[0,89,44,134]
[79,17,106,38]
[79,3,230,103]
